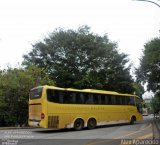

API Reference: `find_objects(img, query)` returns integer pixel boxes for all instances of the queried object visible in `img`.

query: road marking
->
[85,124,152,145]
[136,133,153,139]
[115,123,152,139]
[84,139,116,145]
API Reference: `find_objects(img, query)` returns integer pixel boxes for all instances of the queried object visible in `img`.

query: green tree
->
[151,95,160,114]
[23,26,134,93]
[0,65,54,126]
[137,37,160,94]
[133,82,144,98]
[136,37,160,112]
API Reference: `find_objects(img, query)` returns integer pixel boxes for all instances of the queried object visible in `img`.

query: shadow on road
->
[33,123,136,134]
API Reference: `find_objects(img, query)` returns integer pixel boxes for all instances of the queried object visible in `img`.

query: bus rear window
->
[30,87,43,99]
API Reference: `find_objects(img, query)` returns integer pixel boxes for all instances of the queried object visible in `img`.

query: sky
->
[0,0,160,69]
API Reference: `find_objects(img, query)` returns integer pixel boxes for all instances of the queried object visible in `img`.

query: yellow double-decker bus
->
[28,85,143,130]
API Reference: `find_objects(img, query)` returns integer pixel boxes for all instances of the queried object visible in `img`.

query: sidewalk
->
[153,116,160,139]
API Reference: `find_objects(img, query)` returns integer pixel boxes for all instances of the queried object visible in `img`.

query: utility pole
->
[133,0,160,8]
[134,0,160,36]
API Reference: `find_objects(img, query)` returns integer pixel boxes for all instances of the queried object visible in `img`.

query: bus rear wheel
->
[87,118,97,129]
[74,118,84,131]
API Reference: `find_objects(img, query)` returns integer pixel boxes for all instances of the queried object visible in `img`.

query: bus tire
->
[74,118,84,131]
[130,116,136,125]
[87,118,97,129]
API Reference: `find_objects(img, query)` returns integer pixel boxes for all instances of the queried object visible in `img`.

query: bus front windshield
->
[30,87,43,99]
[136,97,143,114]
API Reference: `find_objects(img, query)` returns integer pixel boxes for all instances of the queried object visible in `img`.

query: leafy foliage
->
[136,37,160,112]
[0,65,54,126]
[151,95,160,113]
[23,26,134,93]
[137,38,160,94]
[133,82,144,98]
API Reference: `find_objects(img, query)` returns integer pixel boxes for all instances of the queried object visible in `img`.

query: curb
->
[0,127,35,130]
[155,118,160,131]
[153,117,160,139]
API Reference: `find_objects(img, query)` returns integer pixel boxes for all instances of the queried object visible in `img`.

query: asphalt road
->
[0,115,159,145]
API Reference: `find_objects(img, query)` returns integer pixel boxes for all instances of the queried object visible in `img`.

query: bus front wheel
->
[74,118,84,131]
[87,118,97,129]
[130,116,136,125]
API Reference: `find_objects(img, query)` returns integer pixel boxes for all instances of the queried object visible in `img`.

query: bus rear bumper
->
[28,121,40,127]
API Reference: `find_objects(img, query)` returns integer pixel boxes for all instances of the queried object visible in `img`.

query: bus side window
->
[63,92,74,104]
[93,94,99,104]
[76,93,84,104]
[72,92,76,104]
[84,93,94,104]
[136,98,143,113]
[47,89,55,102]
[126,97,135,106]
[94,94,101,104]
[130,96,135,105]
[106,95,115,105]
[101,95,106,104]
[121,96,126,105]
[84,93,90,104]
[115,96,122,105]
[107,95,112,105]
[58,91,64,103]
[89,94,94,104]
[47,89,60,103]
[111,95,116,105]
[63,92,68,104]
[98,95,102,104]
[68,92,76,104]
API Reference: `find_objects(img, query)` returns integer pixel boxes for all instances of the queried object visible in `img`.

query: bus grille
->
[48,116,59,128]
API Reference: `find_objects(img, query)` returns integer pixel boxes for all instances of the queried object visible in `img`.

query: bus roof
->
[41,85,137,97]
[82,89,119,95]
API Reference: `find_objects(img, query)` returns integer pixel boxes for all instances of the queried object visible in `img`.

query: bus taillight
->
[41,113,45,119]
